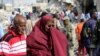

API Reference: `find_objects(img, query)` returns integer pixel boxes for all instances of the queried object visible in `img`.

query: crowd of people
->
[0,3,100,56]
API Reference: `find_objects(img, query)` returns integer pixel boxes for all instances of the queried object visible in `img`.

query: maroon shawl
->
[27,15,68,56]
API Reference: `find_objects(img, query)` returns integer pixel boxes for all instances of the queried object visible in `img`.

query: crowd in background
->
[0,2,100,56]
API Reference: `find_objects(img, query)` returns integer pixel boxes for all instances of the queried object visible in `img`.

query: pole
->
[1,0,3,8]
[12,0,14,7]
[84,0,86,13]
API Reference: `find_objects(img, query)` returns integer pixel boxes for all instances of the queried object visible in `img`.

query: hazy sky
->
[2,0,36,4]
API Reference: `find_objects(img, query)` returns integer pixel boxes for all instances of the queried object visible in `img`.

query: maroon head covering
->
[27,15,68,56]
[35,14,53,32]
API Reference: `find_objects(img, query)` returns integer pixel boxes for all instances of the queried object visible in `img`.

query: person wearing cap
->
[63,16,77,56]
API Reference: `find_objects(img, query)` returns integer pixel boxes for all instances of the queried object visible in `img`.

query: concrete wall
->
[96,0,100,12]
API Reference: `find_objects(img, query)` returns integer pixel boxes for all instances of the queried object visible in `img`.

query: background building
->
[94,0,100,12]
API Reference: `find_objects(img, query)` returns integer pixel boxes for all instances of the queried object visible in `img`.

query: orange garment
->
[76,22,86,56]
[76,22,84,41]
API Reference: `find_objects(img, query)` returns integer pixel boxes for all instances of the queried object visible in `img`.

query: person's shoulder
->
[0,32,14,42]
[69,23,73,26]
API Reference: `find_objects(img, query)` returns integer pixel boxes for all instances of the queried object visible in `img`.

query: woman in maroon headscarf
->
[27,14,68,56]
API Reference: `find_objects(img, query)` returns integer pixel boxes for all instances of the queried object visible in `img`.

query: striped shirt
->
[0,31,26,56]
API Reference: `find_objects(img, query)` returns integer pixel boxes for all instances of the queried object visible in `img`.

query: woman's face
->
[45,19,54,32]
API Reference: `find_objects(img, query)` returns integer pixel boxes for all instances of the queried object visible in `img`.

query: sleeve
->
[75,25,80,41]
[67,24,73,40]
[71,25,78,48]
[0,41,10,56]
[66,24,74,47]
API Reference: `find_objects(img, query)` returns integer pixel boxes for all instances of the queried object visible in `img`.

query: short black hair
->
[12,12,14,15]
[26,15,30,20]
[52,13,59,19]
[39,12,48,17]
[80,19,84,22]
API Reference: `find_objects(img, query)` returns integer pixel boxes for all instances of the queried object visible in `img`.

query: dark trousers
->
[84,37,97,56]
